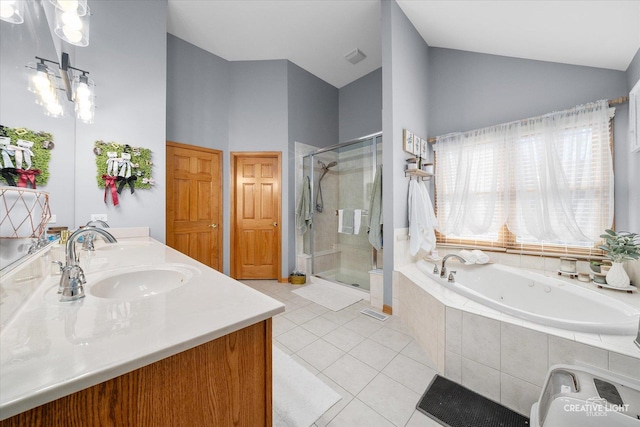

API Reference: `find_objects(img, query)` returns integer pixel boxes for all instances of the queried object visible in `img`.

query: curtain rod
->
[426,96,629,144]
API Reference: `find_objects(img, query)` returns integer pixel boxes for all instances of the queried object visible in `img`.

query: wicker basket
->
[290,275,306,285]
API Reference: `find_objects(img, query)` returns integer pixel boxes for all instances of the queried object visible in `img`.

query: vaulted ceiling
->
[167,0,640,88]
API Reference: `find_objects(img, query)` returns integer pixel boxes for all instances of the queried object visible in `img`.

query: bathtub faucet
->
[440,254,466,280]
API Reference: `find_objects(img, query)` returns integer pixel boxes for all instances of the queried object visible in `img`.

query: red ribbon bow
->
[102,174,119,206]
[17,169,40,189]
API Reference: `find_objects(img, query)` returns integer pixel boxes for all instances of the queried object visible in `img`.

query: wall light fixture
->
[0,0,24,24]
[27,53,95,123]
[49,0,90,47]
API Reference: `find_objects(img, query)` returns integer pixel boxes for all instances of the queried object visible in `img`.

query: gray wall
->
[381,0,430,306]
[0,1,167,239]
[166,34,229,151]
[287,61,339,273]
[166,41,342,277]
[228,60,289,277]
[627,48,640,91]
[0,2,75,228]
[338,68,382,143]
[288,62,339,150]
[428,47,630,230]
[626,48,640,233]
[429,48,628,136]
[74,0,167,241]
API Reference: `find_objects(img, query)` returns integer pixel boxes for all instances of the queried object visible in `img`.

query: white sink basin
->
[89,265,197,300]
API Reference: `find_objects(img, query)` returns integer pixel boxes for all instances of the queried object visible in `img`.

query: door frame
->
[230,151,282,280]
[166,141,223,271]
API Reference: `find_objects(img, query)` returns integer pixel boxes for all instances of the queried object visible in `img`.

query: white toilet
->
[531,365,640,426]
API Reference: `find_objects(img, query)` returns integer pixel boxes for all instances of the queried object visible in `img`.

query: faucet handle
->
[448,271,457,283]
[52,261,63,274]
[432,264,439,274]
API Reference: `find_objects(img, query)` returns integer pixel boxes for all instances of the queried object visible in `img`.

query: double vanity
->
[0,228,284,425]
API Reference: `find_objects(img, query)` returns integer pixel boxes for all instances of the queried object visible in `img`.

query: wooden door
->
[166,142,222,271]
[231,152,281,279]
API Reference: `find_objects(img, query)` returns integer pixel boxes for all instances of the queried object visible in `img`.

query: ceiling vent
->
[344,48,366,65]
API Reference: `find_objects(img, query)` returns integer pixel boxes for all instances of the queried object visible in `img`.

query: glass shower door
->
[303,134,381,291]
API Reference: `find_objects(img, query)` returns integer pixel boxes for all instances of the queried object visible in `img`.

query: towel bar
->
[335,210,369,216]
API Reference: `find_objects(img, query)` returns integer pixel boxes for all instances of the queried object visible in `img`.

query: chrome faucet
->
[440,254,466,280]
[58,227,117,301]
[82,220,110,251]
[86,220,109,228]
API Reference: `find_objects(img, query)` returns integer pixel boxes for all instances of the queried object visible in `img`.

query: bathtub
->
[415,259,640,335]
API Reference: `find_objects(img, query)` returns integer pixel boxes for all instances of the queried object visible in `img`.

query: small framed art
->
[403,129,414,154]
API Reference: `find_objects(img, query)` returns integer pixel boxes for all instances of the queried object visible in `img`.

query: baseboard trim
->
[278,277,289,284]
[382,304,393,315]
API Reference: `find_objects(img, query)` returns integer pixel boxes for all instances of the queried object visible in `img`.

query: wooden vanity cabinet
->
[1,319,272,427]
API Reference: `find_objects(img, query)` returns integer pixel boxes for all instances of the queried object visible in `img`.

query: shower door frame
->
[304,131,381,289]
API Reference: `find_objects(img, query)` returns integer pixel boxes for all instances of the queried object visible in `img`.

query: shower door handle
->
[272,222,278,227]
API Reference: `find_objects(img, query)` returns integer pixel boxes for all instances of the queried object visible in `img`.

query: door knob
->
[272,222,278,227]
[210,224,218,228]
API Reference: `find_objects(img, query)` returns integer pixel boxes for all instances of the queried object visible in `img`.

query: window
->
[435,100,614,256]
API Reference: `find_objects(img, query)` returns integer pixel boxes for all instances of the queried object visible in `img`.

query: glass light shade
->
[54,5,90,47]
[0,0,24,24]
[45,100,64,118]
[27,62,55,95]
[74,74,95,123]
[49,0,87,16]
[76,102,94,123]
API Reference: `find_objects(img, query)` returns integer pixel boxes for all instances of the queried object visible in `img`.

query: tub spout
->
[440,254,466,279]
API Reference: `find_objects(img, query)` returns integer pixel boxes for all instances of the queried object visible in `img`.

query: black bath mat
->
[417,375,530,427]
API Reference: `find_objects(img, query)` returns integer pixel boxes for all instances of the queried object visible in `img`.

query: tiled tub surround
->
[397,262,640,416]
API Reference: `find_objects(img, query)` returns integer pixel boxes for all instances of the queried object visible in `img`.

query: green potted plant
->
[289,270,306,285]
[598,229,640,288]
[589,260,602,273]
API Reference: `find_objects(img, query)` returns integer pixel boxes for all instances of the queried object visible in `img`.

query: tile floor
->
[241,280,443,427]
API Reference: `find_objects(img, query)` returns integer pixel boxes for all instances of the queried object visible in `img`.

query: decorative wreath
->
[93,140,154,206]
[0,125,54,188]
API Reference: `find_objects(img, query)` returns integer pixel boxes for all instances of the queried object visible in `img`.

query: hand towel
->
[471,249,490,264]
[459,249,477,264]
[296,176,312,235]
[339,209,354,234]
[353,209,362,235]
[368,165,383,250]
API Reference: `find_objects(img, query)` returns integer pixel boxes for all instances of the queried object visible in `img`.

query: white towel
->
[472,249,490,264]
[353,209,362,235]
[459,250,477,264]
[340,209,354,234]
[408,180,437,256]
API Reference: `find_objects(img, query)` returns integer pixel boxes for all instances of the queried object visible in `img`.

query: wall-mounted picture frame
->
[413,136,422,156]
[403,129,414,154]
[421,138,428,160]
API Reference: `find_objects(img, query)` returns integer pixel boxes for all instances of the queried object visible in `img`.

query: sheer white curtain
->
[435,100,614,247]
[435,127,509,237]
[507,100,614,243]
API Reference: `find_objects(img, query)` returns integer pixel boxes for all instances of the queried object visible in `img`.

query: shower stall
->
[301,132,382,290]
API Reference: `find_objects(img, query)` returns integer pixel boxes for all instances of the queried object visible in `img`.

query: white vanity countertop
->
[0,237,285,420]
